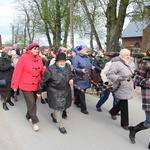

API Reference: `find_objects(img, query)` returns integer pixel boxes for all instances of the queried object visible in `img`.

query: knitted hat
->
[56,53,66,61]
[57,47,67,54]
[3,46,11,54]
[120,48,130,57]
[77,44,88,51]
[71,47,78,54]
[28,42,40,50]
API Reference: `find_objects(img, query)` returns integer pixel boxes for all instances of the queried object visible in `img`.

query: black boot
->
[41,98,45,104]
[7,99,14,106]
[129,122,147,144]
[148,142,150,149]
[3,103,9,111]
[62,110,67,119]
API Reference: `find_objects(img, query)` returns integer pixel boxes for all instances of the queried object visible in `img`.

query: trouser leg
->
[78,90,87,111]
[22,90,39,124]
[120,100,128,126]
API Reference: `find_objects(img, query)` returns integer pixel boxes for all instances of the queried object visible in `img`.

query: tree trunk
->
[106,0,129,52]
[80,0,102,49]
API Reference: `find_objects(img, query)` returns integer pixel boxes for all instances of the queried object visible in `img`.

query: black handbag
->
[0,79,7,87]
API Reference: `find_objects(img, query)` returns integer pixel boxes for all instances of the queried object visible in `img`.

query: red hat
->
[28,42,40,50]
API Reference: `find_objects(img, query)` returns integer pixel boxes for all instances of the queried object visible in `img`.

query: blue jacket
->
[71,54,92,89]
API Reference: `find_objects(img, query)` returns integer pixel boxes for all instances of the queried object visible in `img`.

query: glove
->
[117,76,125,81]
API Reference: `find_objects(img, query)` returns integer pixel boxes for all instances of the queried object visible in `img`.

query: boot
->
[148,142,150,149]
[62,110,67,119]
[3,103,9,111]
[129,122,147,144]
[7,99,14,106]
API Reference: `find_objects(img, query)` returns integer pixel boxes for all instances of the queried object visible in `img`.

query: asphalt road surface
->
[0,87,149,150]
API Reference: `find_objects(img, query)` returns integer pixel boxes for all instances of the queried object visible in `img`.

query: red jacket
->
[11,51,45,91]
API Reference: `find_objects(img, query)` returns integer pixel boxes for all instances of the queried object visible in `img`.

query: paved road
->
[0,87,149,150]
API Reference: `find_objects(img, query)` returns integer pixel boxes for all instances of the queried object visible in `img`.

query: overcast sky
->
[0,0,16,43]
[0,1,129,48]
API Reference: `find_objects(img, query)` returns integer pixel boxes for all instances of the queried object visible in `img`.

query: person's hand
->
[13,89,17,92]
[11,63,14,67]
[91,66,95,70]
[69,79,73,85]
[117,76,125,81]
[82,69,87,74]
[36,94,41,99]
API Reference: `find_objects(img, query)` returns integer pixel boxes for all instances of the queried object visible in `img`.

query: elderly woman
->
[108,48,135,130]
[0,46,14,110]
[37,53,73,134]
[71,45,95,114]
[11,42,45,131]
[129,43,150,149]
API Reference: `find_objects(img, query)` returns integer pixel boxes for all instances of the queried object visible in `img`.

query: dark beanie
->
[56,53,66,61]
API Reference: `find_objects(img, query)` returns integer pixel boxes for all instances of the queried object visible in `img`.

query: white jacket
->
[100,61,112,84]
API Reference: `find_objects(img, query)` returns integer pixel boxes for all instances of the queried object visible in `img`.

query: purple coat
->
[134,56,150,111]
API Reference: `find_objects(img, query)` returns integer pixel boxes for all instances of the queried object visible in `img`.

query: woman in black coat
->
[0,47,14,110]
[37,53,73,134]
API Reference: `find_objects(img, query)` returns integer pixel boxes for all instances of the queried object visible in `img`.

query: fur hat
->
[120,48,130,57]
[3,46,11,54]
[56,53,66,61]
[28,42,40,50]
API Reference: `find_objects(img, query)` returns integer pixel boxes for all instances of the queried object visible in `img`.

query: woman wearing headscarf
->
[0,46,14,110]
[11,42,45,131]
[128,43,150,149]
[71,45,95,114]
[108,48,135,130]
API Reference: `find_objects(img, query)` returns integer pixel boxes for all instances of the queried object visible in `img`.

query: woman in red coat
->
[11,42,45,131]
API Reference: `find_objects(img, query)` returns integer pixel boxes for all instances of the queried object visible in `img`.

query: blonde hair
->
[120,48,130,57]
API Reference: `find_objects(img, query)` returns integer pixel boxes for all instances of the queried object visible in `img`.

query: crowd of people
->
[0,42,149,148]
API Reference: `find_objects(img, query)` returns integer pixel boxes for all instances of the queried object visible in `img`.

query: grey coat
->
[107,56,135,100]
[38,63,73,111]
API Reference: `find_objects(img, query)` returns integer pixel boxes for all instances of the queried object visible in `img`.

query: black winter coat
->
[38,63,73,111]
[0,54,14,91]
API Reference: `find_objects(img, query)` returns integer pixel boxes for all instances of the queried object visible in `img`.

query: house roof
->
[122,20,147,38]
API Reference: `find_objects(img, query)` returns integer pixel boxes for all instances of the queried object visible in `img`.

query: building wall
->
[122,37,142,49]
[142,24,150,52]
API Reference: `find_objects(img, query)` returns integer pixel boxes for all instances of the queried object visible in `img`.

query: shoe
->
[109,111,117,120]
[7,99,14,106]
[50,113,57,123]
[33,124,39,131]
[148,143,150,149]
[97,108,102,112]
[62,110,67,119]
[41,99,45,104]
[28,118,32,122]
[45,98,48,103]
[14,97,18,102]
[74,102,81,108]
[81,110,89,114]
[116,112,120,116]
[3,103,9,111]
[121,126,128,130]
[59,127,67,134]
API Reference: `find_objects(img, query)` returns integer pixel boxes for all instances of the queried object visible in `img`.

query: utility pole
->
[12,25,14,45]
[70,0,74,48]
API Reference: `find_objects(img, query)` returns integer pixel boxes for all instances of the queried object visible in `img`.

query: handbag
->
[0,79,7,87]
[90,70,99,84]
